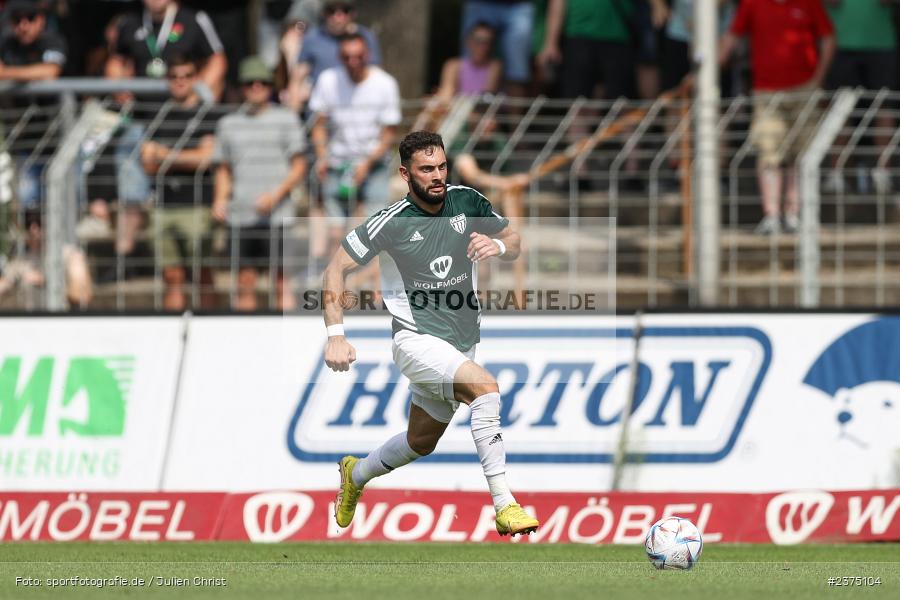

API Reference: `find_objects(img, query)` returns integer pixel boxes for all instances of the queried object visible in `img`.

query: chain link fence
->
[2,82,899,311]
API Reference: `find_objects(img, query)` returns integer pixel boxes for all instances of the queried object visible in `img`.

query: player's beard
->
[411,177,446,205]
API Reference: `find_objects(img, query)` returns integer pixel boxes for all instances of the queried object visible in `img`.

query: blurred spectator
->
[0,210,92,308]
[720,0,835,235]
[654,0,735,183]
[211,56,307,311]
[0,122,13,266]
[274,18,311,112]
[55,0,138,78]
[83,13,123,78]
[436,21,502,100]
[414,22,501,133]
[826,0,898,90]
[419,22,505,161]
[309,32,400,245]
[259,0,320,69]
[825,0,898,193]
[461,0,533,97]
[184,0,247,100]
[634,0,667,100]
[140,56,223,310]
[106,0,226,100]
[0,0,66,212]
[0,0,66,81]
[538,0,635,100]
[656,0,735,93]
[268,0,322,111]
[297,0,380,92]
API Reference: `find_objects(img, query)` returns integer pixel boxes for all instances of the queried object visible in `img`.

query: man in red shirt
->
[720,0,835,234]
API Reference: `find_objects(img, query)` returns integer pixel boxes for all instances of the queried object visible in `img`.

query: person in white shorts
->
[392,329,475,424]
[322,130,539,537]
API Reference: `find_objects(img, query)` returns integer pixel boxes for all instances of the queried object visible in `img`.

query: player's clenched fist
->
[467,232,501,262]
[325,336,357,372]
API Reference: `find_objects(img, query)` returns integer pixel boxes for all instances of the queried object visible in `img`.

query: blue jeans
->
[76,122,149,209]
[16,157,44,210]
[461,1,534,83]
[115,123,151,205]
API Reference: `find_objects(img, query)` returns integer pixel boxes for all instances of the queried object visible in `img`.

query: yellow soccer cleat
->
[495,502,539,537]
[334,455,364,528]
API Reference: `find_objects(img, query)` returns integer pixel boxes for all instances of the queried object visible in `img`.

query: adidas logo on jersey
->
[409,231,424,242]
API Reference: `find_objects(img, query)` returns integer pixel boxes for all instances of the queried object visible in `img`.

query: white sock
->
[351,431,421,487]
[487,473,516,512]
[469,392,516,511]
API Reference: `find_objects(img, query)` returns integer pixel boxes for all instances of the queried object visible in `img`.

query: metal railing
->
[2,80,900,311]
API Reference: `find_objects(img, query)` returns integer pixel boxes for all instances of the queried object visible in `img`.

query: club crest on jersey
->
[429,255,453,278]
[450,214,467,234]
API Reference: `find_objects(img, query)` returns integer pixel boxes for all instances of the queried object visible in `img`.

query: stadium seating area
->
[3,0,900,311]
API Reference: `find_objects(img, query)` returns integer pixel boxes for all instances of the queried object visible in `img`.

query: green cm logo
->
[0,357,132,436]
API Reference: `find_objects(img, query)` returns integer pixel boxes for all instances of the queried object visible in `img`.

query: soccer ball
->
[644,516,703,570]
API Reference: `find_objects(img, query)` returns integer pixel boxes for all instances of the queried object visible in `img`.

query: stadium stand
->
[2,0,900,311]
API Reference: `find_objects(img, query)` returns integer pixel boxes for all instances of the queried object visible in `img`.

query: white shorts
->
[392,329,476,423]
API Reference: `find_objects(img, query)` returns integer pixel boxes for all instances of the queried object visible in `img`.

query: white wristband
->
[326,324,345,337]
[492,238,506,256]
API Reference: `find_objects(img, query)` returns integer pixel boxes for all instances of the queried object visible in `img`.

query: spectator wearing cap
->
[297,0,381,91]
[460,0,533,97]
[0,0,67,81]
[720,0,835,235]
[211,57,308,311]
[106,0,227,100]
[309,32,400,248]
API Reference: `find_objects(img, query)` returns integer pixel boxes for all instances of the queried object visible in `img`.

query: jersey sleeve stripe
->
[447,184,489,202]
[366,200,408,235]
[196,11,225,53]
[368,201,409,238]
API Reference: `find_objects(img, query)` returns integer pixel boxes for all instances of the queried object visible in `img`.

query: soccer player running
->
[322,131,539,537]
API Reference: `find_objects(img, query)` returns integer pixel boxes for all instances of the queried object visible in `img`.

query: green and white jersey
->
[342,185,509,351]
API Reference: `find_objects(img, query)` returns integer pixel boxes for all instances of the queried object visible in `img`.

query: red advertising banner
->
[0,493,226,542]
[2,489,898,544]
[220,489,900,545]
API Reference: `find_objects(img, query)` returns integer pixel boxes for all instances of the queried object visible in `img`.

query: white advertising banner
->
[164,315,631,491]
[0,317,184,490]
[164,313,900,493]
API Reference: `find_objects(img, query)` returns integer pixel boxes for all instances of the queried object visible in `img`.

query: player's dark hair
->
[399,131,445,168]
[337,32,367,47]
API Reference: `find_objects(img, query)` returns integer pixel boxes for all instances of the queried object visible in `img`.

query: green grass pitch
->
[0,542,897,599]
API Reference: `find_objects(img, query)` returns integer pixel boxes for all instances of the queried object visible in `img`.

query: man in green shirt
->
[826,0,898,89]
[538,0,636,99]
[825,0,898,192]
[322,131,539,538]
